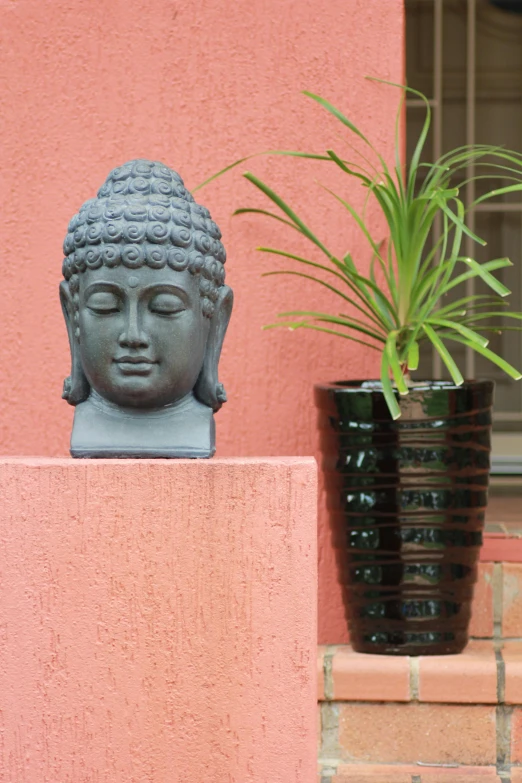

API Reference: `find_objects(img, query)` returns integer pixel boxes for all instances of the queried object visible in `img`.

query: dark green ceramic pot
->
[315,380,494,656]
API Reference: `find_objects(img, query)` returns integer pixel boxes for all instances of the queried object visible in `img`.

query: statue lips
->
[114,355,157,376]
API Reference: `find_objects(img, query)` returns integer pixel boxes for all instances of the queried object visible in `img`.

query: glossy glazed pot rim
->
[315,379,494,394]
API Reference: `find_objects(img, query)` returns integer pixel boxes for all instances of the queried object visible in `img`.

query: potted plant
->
[201,80,522,654]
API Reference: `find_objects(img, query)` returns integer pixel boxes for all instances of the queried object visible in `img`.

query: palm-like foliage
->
[199,81,522,418]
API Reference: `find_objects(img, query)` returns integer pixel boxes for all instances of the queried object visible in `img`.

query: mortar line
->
[323,644,337,702]
[319,699,340,781]
[496,645,506,704]
[493,562,504,641]
[410,656,419,701]
[496,640,511,779]
[496,703,513,778]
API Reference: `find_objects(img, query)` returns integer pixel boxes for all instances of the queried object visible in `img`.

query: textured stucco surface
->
[0,457,317,782]
[0,0,404,643]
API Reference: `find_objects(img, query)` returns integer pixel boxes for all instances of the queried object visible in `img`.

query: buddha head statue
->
[60,159,233,458]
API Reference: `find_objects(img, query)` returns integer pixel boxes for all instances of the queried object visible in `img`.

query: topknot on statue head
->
[61,159,227,320]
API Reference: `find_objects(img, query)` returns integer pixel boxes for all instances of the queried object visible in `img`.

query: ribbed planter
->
[315,380,494,656]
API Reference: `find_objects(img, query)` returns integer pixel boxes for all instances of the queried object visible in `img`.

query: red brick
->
[338,703,496,765]
[510,708,522,764]
[481,536,522,563]
[417,767,501,781]
[502,563,522,637]
[332,645,410,702]
[418,640,497,704]
[511,769,522,782]
[332,765,414,782]
[332,765,500,782]
[469,562,494,637]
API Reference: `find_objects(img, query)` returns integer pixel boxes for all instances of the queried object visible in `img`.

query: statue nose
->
[118,303,149,348]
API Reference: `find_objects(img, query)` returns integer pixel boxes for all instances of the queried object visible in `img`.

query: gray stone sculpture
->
[60,160,233,458]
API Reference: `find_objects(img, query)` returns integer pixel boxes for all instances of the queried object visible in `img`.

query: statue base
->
[70,391,215,458]
[0,457,317,782]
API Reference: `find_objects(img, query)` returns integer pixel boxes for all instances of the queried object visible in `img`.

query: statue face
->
[77,264,210,408]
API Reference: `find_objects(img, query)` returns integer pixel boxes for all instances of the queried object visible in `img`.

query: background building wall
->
[0,0,404,642]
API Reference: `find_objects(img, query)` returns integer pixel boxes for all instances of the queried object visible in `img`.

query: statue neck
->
[88,389,196,419]
[70,390,215,458]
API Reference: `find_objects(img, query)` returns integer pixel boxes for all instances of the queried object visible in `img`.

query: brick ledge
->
[319,763,511,781]
[318,641,522,704]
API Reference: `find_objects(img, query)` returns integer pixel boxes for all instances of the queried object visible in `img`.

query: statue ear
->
[59,280,90,406]
[194,285,233,412]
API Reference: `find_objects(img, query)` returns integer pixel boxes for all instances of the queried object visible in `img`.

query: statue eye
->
[86,291,121,314]
[150,293,186,316]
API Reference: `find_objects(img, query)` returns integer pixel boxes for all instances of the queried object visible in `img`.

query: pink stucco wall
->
[0,457,317,782]
[0,0,404,643]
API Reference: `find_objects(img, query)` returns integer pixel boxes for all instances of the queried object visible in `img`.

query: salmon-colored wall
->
[0,458,317,782]
[0,0,404,643]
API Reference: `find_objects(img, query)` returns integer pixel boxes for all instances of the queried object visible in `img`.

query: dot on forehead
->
[128,276,139,288]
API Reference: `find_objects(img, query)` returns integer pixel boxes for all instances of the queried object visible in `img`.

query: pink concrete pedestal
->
[0,457,317,783]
